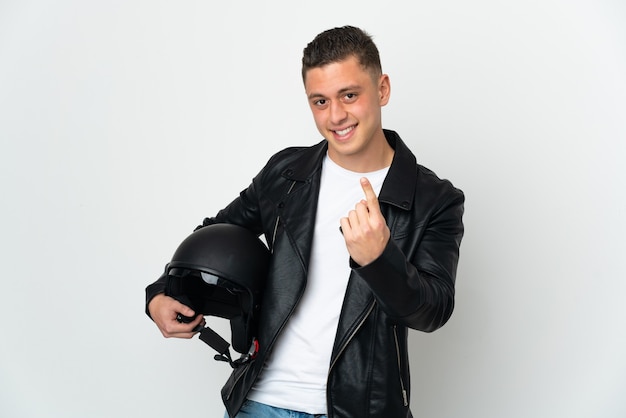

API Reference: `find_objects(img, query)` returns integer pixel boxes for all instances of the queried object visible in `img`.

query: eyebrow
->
[307,85,363,101]
[307,92,326,101]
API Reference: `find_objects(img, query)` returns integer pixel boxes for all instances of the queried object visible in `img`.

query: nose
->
[329,101,348,125]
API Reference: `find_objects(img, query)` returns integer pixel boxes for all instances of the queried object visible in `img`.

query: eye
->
[343,93,357,103]
[313,98,328,108]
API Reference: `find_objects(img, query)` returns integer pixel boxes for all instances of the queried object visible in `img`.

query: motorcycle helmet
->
[164,223,270,367]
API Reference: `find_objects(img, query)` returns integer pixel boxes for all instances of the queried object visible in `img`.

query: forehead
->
[304,56,374,97]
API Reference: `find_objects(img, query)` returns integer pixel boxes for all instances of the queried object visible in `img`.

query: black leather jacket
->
[146,130,464,417]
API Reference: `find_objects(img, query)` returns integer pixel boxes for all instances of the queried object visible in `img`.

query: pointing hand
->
[340,177,390,266]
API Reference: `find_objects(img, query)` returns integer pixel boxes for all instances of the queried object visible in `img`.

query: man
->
[146,25,465,418]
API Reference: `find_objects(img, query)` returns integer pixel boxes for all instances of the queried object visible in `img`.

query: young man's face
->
[304,55,391,172]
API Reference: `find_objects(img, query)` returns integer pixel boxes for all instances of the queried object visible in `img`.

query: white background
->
[1,1,625,417]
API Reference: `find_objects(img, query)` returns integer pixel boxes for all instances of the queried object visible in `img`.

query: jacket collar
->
[283,129,417,211]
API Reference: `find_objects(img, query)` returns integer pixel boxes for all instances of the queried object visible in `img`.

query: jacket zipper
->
[225,361,251,400]
[325,301,376,418]
[328,300,376,373]
[393,325,409,407]
[271,216,280,254]
[271,181,297,253]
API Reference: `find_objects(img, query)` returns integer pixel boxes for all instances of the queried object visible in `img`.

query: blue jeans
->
[225,399,327,418]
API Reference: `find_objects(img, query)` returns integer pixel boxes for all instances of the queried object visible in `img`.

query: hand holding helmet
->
[148,293,205,339]
[154,223,270,367]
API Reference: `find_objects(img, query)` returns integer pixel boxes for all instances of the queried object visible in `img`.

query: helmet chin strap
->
[198,326,258,369]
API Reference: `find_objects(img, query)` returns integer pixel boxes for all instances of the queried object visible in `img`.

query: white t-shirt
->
[247,153,389,414]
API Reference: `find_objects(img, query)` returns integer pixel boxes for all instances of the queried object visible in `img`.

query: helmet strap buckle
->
[199,326,258,369]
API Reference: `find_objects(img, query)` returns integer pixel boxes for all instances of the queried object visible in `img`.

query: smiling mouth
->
[333,125,355,137]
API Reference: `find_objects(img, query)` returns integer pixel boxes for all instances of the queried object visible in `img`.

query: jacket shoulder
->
[265,145,310,166]
[259,140,326,182]
[415,163,464,203]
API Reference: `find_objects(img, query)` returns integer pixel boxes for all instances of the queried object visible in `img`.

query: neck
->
[328,132,394,173]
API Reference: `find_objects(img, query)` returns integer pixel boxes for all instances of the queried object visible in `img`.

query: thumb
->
[171,297,196,317]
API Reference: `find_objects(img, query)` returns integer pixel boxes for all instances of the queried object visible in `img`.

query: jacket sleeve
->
[353,186,465,332]
[144,264,168,318]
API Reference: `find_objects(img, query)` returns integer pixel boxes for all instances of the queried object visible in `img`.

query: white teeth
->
[335,126,354,136]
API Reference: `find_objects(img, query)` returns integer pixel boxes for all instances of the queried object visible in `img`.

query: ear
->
[378,74,391,106]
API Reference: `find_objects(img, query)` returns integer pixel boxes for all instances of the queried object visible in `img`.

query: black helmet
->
[164,223,270,367]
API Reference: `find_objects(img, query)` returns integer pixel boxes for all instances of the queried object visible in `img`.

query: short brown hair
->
[301,26,382,82]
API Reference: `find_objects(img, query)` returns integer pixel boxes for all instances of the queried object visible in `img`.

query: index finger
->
[360,177,380,208]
